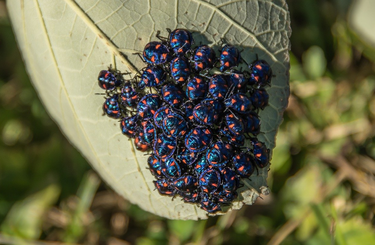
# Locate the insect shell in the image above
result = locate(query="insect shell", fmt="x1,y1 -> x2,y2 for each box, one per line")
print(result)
143,41 -> 172,65
169,29 -> 194,54
219,44 -> 241,72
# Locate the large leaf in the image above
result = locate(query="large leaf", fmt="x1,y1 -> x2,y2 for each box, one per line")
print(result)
7,0 -> 291,219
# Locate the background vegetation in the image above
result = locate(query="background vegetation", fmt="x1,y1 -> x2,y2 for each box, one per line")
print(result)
0,0 -> 375,244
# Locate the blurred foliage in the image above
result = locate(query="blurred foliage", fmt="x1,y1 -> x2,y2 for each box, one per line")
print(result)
1,0 -> 375,244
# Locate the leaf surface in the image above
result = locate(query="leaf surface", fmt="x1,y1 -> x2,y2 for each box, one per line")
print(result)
7,0 -> 291,219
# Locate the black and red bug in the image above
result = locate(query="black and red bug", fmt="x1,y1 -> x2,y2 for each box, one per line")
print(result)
249,88 -> 269,110
186,75 -> 208,101
170,56 -> 191,85
180,191 -> 200,203
147,154 -> 163,178
225,113 -> 244,136
220,167 -> 240,194
251,139 -> 270,168
199,168 -> 221,194
161,84 -> 186,108
193,101 -> 219,126
154,179 -> 175,196
139,66 -> 166,89
224,93 -> 253,114
232,152 -> 255,178
208,75 -> 228,100
176,146 -> 199,167
192,45 -> 216,72
200,194 -> 221,213
134,133 -> 151,152
172,175 -> 198,193
182,101 -> 195,121
242,112 -> 261,135
248,59 -> 272,88
206,141 -> 233,168
162,113 -> 188,139
219,44 -> 241,72
162,157 -> 184,179
193,155 -> 210,176
103,94 -> 121,119
98,70 -> 121,90
169,29 -> 194,55
228,70 -> 247,91
137,94 -> 162,119
143,41 -> 171,65
140,120 -> 156,145
153,134 -> 177,159
120,115 -> 139,138
185,127 -> 213,153
153,106 -> 171,129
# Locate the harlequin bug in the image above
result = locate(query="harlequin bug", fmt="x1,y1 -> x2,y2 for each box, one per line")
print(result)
251,139 -> 270,168
248,60 -> 272,88
153,106 -> 171,129
120,82 -> 139,108
154,134 -> 177,159
232,152 -> 255,178
228,70 -> 247,90
137,94 -> 162,119
206,141 -> 233,168
186,75 -> 208,101
185,127 -> 213,153
199,169 -> 221,194
140,120 -> 156,145
200,194 -> 221,213
162,113 -> 188,139
193,101 -> 219,126
147,154 -> 163,178
171,175 -> 198,193
170,56 -> 191,85
134,133 -> 150,152
143,41 -> 171,65
98,70 -> 121,90
182,101 -> 195,121
225,113 -> 244,136
162,157 -> 184,179
180,191 -> 200,203
154,178 -> 175,196
220,167 -> 239,194
176,146 -> 199,167
161,84 -> 186,108
203,98 -> 225,114
192,45 -> 216,72
169,29 -> 194,54
193,155 -> 210,176
138,66 -> 166,89
103,94 -> 121,119
242,112 -> 260,135
120,115 -> 139,138
249,88 -> 269,110
219,44 -> 241,72
224,93 -> 253,114
208,75 -> 228,100
220,127 -> 245,147
217,192 -> 237,204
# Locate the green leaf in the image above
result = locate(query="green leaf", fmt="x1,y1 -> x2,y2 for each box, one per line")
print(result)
7,0 -> 291,219
1,185 -> 60,240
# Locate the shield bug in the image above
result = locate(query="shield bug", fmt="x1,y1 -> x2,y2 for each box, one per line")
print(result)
98,70 -> 121,90
192,45 -> 216,72
169,29 -> 194,54
170,56 -> 191,85
219,44 -> 241,72
143,41 -> 171,65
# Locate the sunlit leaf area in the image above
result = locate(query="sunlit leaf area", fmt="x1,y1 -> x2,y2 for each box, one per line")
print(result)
0,0 -> 375,244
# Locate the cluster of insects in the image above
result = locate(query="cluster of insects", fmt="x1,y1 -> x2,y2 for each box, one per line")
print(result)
97,28 -> 272,213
